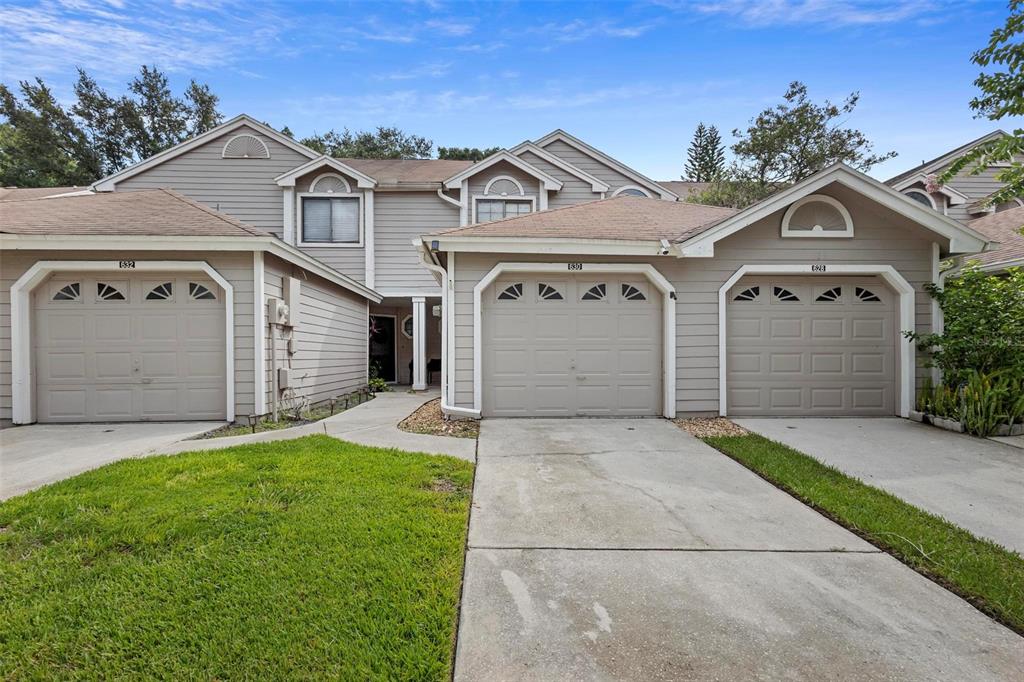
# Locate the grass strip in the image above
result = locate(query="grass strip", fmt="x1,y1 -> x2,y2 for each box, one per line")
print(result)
703,433 -> 1024,635
0,435 -> 474,680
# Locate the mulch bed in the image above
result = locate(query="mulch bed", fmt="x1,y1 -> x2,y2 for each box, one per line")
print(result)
674,416 -> 749,438
399,398 -> 479,439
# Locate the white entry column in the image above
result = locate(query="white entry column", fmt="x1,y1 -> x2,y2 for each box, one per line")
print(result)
412,296 -> 427,391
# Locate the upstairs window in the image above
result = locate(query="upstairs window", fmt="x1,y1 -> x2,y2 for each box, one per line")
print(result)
477,199 -> 532,223
301,197 -> 360,244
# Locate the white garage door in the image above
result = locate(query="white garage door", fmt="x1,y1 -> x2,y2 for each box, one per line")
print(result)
726,277 -> 896,416
482,275 -> 661,417
33,274 -> 227,422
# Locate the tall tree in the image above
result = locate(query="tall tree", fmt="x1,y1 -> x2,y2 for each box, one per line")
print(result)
438,146 -> 501,161
301,126 -> 433,159
693,81 -> 896,208
684,122 -> 725,182
1,65 -> 222,185
940,0 -> 1024,207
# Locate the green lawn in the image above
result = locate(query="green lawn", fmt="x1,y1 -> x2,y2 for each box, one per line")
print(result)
0,435 -> 474,680
703,433 -> 1024,635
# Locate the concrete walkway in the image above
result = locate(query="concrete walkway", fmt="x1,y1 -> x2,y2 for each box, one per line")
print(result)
455,418 -> 1023,680
736,418 -> 1024,554
0,421 -> 220,500
155,390 -> 476,461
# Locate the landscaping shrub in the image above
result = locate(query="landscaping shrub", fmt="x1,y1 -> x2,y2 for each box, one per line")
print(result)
916,369 -> 1024,436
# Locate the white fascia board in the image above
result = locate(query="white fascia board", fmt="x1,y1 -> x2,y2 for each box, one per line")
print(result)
428,235 -> 665,255
92,114 -> 319,191
531,129 -> 679,201
509,142 -> 611,192
891,173 -> 971,205
274,156 -> 377,189
442,151 -> 563,191
0,233 -> 382,303
676,164 -> 991,258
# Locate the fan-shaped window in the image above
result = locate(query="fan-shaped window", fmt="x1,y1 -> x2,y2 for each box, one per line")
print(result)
497,283 -> 523,301
145,282 -> 174,301
222,134 -> 270,159
52,282 -> 81,301
855,286 -> 881,302
621,283 -> 646,301
905,190 -> 935,209
310,173 -> 351,194
773,286 -> 800,302
613,186 -> 651,198
815,286 -> 842,303
581,283 -> 607,301
781,195 -> 854,237
995,199 -> 1024,212
538,283 -> 563,301
96,282 -> 126,301
484,175 -> 525,196
733,286 -> 759,302
189,282 -> 216,301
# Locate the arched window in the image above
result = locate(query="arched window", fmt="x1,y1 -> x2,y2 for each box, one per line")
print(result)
612,186 -> 651,198
222,134 -> 270,159
904,190 -> 935,209
995,198 -> 1024,212
781,194 -> 854,238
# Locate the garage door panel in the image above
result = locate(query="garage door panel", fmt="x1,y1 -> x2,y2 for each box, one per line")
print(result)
483,274 -> 661,417
34,274 -> 226,422
727,277 -> 895,416
491,313 -> 529,341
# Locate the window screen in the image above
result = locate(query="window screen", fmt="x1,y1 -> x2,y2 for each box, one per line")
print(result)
302,197 -> 360,243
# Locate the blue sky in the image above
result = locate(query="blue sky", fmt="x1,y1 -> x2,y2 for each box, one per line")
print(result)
1,0 -> 1020,181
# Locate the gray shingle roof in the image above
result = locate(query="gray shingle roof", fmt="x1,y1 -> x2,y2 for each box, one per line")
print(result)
967,206 -> 1024,268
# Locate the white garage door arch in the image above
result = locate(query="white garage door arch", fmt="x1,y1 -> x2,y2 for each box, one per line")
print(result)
718,264 -> 915,418
474,262 -> 676,418
11,260 -> 234,424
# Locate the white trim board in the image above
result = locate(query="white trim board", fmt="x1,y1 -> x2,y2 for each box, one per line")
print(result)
93,115 -> 318,191
425,234 -> 669,256
11,260 -> 236,425
275,155 -> 377,189
509,141 -> 611,193
890,173 -> 970,205
471,262 -> 676,419
716,263 -> 916,419
676,163 -> 991,258
254,251 -> 267,415
295,191 -> 365,248
885,130 -> 1008,185
531,129 -> 678,200
443,150 -> 563,191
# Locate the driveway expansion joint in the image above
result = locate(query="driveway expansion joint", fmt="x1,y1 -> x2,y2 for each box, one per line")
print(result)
468,545 -> 883,553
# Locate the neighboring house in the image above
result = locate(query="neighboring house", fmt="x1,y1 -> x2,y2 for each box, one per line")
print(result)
964,205 -> 1024,272
886,130 -> 1024,221
418,164 -> 989,420
0,189 -> 379,426
0,187 -> 88,200
658,180 -> 711,202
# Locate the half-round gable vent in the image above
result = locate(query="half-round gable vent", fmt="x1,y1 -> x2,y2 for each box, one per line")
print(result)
781,194 -> 854,238
222,134 -> 270,159
311,174 -> 351,193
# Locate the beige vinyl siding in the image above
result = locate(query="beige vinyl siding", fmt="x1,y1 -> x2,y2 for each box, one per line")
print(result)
450,184 -> 937,414
116,124 -> 310,238
0,249 -> 256,424
371,301 -> 443,385
262,254 -> 368,410
540,139 -> 646,196
374,192 -> 457,293
517,150 -> 600,209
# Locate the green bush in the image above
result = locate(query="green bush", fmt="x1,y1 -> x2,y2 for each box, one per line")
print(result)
907,265 -> 1024,384
918,369 -> 1024,436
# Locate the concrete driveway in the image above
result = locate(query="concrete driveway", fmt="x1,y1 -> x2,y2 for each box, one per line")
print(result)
455,419 -> 1023,680
736,418 -> 1024,554
0,422 -> 218,500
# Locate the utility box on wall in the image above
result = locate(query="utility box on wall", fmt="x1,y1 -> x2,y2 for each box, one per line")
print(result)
283,277 -> 301,328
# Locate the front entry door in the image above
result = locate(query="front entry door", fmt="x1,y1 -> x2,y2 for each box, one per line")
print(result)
369,315 -> 397,383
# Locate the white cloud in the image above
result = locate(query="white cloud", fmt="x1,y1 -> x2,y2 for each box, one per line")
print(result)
425,18 -> 475,36
533,19 -> 657,43
377,61 -> 453,80
453,42 -> 506,53
681,0 -> 932,27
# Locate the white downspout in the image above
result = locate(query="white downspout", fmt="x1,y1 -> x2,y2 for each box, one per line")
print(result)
416,241 -> 479,419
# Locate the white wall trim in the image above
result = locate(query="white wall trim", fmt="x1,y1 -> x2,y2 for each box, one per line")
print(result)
890,173 -> 971,205
717,263 -> 915,419
509,141 -> 611,192
905,188 -> 938,210
11,260 -> 236,425
483,174 -> 526,196
781,193 -> 854,238
308,172 -> 352,194
364,190 -> 375,288
443,150 -> 563,191
254,251 -> 266,415
472,262 -> 676,418
471,195 -> 537,224
274,155 -> 377,189
429,235 -> 666,256
282,187 -> 296,244
295,191 -> 365,248
611,185 -> 652,198
412,297 -> 427,390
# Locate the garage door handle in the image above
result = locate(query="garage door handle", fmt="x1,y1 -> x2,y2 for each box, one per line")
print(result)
576,375 -> 586,381
141,378 -> 153,384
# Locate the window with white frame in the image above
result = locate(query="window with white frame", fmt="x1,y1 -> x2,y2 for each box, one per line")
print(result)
781,194 -> 854,238
477,199 -> 532,223
301,197 -> 360,244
